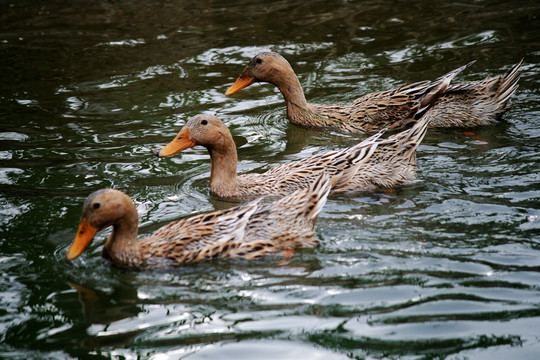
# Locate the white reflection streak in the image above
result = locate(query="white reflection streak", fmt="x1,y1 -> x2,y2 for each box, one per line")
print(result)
89,308 -> 192,337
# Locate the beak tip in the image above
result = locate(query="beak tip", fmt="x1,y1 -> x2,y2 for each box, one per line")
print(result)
67,218 -> 97,262
157,149 -> 170,158
65,250 -> 77,261
225,76 -> 253,96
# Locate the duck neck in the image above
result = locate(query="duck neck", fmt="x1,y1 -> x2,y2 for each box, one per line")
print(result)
207,136 -> 239,197
270,68 -> 311,124
102,211 -> 141,267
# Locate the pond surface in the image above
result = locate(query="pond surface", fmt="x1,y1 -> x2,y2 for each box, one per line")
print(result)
1,0 -> 539,359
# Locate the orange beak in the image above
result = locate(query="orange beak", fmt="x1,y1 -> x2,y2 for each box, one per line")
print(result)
225,72 -> 255,95
66,218 -> 99,260
158,127 -> 196,157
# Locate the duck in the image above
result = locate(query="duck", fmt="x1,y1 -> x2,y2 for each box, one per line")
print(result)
65,175 -> 332,268
225,51 -> 522,133
157,112 -> 431,201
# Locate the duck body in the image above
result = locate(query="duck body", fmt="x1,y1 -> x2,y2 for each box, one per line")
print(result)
225,52 -> 522,133
422,61 -> 522,127
341,110 -> 431,191
158,113 -> 431,201
66,175 -> 332,268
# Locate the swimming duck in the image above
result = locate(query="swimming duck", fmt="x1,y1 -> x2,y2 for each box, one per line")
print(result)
158,112 -> 431,201
225,52 -> 522,133
66,175 -> 332,267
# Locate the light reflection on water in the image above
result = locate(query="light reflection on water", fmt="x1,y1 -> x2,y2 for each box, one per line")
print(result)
1,0 -> 540,359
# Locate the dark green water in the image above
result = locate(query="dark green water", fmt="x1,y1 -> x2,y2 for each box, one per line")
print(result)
1,0 -> 539,359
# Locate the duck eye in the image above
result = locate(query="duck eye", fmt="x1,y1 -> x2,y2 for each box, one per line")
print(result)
93,203 -> 100,209
255,58 -> 262,64
201,120 -> 208,125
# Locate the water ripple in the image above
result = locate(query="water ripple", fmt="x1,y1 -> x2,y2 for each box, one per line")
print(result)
1,0 -> 539,359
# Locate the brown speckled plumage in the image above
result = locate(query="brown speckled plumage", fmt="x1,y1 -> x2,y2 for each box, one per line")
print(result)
424,59 -> 523,127
159,113 -> 431,201
225,52 -> 522,133
347,109 -> 431,191
65,175 -> 332,268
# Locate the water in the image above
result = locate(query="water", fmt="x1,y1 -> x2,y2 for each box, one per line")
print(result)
1,0 -> 539,358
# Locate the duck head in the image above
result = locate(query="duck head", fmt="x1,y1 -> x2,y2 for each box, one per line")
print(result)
225,52 -> 294,95
158,114 -> 232,157
66,189 -> 137,260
